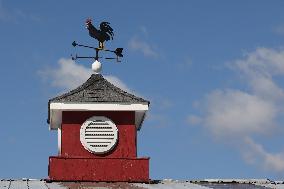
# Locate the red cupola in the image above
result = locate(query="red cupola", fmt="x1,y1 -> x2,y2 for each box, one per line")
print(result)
47,74 -> 150,182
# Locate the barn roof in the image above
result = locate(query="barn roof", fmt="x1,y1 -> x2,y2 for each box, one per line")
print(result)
49,74 -> 149,104
0,179 -> 281,189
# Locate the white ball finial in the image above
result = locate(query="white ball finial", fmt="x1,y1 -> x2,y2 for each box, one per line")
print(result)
92,60 -> 102,74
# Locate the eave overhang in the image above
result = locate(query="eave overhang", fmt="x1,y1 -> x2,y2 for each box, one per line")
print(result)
49,102 -> 149,131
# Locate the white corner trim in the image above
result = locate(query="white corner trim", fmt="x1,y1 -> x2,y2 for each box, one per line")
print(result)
50,102 -> 149,111
58,127 -> 61,155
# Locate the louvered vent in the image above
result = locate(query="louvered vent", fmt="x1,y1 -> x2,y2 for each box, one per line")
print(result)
80,116 -> 118,154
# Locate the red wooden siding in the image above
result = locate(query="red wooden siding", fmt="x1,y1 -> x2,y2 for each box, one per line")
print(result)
60,111 -> 136,158
49,156 -> 149,182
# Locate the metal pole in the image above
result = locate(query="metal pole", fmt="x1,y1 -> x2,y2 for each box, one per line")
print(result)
95,49 -> 99,61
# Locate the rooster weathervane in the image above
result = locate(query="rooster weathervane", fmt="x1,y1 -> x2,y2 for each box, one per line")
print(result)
71,18 -> 123,70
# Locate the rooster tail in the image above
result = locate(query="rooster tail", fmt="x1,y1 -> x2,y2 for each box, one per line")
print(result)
100,22 -> 114,40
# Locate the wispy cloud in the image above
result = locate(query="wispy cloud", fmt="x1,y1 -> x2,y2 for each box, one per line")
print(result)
186,114 -> 202,125
189,47 -> 284,173
152,97 -> 173,110
38,58 -> 131,92
128,37 -> 159,58
0,0 -> 40,23
0,0 -> 9,21
274,24 -> 284,36
146,113 -> 169,128
144,96 -> 173,128
177,57 -> 193,70
139,26 -> 149,37
242,137 -> 284,172
128,26 -> 160,58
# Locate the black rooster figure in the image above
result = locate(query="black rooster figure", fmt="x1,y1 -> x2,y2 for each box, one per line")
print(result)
71,19 -> 123,63
85,18 -> 114,49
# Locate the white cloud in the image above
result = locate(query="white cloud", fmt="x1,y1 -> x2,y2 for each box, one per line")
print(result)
39,58 -> 130,92
204,89 -> 277,137
39,58 -> 92,90
234,48 -> 284,100
235,48 -> 284,76
242,137 -> 284,172
190,47 -> 284,172
128,37 -> 159,58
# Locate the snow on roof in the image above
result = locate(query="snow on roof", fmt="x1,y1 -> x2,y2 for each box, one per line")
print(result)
1,179 -> 284,189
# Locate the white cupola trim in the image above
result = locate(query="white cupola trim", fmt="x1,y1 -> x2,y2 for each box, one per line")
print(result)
49,102 -> 148,130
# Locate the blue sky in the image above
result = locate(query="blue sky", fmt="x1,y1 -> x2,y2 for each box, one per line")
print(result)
1,0 -> 284,180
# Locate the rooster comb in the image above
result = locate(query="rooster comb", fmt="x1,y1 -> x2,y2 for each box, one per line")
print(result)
85,18 -> 92,24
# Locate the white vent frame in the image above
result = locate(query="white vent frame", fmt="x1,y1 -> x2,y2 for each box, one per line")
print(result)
80,116 -> 118,154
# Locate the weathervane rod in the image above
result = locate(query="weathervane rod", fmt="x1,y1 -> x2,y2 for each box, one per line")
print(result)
76,56 -> 96,59
95,49 -> 99,61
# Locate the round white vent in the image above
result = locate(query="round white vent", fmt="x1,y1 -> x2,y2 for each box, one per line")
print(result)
80,116 -> 118,154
